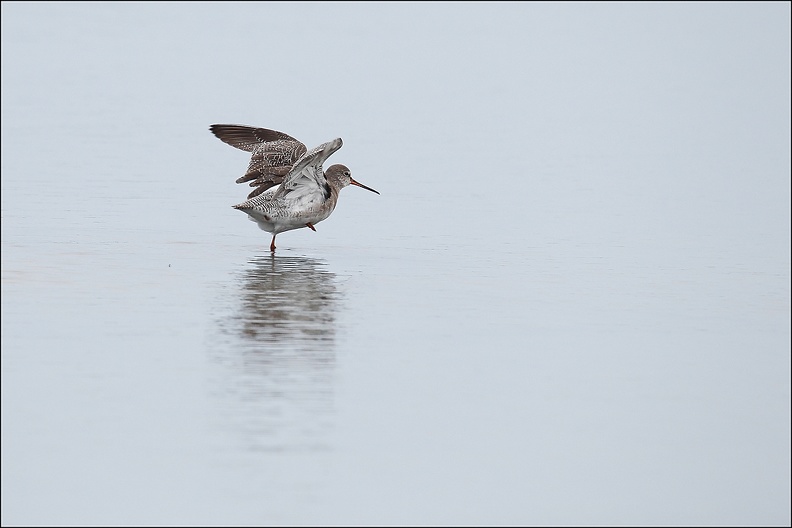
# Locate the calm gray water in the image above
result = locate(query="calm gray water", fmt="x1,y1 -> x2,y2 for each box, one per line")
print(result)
2,2 -> 790,526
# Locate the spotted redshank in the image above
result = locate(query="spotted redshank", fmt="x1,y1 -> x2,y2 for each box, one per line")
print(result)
210,124 -> 379,252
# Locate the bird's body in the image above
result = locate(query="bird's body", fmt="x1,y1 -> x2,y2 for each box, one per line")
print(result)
210,124 -> 379,251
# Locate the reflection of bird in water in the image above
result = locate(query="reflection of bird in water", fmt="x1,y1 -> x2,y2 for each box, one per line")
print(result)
236,254 -> 338,350
211,254 -> 341,453
210,124 -> 380,252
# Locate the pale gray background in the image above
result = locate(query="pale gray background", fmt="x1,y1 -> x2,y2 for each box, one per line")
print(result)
2,2 -> 790,526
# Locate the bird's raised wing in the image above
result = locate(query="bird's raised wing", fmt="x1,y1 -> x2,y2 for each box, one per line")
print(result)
273,138 -> 343,206
210,124 -> 307,198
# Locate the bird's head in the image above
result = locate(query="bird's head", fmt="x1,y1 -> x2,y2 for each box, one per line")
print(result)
325,164 -> 380,195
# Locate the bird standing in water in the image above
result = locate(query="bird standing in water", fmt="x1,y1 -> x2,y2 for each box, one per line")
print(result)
210,124 -> 379,252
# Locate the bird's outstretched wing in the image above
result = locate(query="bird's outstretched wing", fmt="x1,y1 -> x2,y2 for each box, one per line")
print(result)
273,138 -> 343,205
210,124 -> 308,198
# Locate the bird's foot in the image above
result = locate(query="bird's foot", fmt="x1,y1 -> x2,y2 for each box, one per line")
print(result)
306,222 -> 316,232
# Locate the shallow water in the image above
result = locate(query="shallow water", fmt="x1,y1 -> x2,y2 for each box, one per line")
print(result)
2,3 -> 790,525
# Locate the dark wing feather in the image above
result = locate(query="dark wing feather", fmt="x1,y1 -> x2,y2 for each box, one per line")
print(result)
210,124 -> 308,199
209,124 -> 302,152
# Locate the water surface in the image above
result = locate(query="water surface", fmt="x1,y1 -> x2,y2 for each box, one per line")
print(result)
2,2 -> 790,526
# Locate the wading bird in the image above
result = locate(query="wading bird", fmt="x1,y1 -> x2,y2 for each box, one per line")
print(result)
210,124 -> 379,252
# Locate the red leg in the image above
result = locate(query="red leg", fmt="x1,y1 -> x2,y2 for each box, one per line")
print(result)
270,234 -> 276,252
306,222 -> 316,232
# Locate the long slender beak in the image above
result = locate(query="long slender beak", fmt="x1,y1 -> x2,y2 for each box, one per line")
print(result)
350,178 -> 380,195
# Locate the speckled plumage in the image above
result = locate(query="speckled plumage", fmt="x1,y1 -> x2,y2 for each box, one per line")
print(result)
210,124 -> 379,251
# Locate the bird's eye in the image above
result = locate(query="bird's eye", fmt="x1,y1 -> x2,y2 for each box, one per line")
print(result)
344,171 -> 350,177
